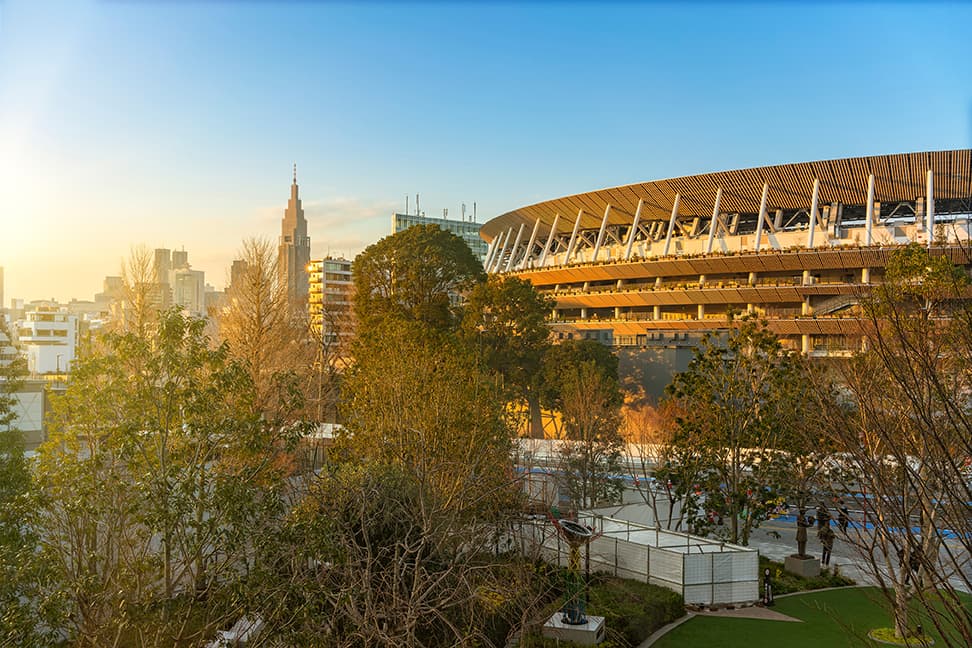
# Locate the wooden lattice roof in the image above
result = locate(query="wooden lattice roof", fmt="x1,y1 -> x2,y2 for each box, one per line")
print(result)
480,150 -> 972,242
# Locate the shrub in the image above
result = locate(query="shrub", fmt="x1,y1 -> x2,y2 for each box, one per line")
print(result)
759,555 -> 855,595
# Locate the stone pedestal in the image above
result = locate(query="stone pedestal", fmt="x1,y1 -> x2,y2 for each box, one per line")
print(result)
542,613 -> 606,646
784,555 -> 821,578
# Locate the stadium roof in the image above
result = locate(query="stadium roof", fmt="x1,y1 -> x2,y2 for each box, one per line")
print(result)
481,150 -> 972,242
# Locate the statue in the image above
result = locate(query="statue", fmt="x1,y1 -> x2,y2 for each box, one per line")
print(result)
554,519 -> 595,625
795,508 -> 816,558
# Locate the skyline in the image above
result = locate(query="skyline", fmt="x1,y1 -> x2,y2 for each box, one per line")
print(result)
2,1 -> 971,302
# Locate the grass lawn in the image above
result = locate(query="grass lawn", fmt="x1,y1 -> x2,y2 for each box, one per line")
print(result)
653,587 -> 964,648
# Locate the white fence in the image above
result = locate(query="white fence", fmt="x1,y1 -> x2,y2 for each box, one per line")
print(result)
517,514 -> 758,606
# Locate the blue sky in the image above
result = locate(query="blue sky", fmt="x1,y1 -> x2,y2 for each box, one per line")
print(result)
1,0 -> 970,301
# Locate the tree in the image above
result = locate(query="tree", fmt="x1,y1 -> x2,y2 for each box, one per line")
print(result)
556,359 -> 625,510
112,243 -> 164,337
249,315 -> 523,646
215,237 -> 316,419
37,308 -> 301,645
1,319 -> 58,645
621,397 -> 696,531
353,224 -> 485,336
539,339 -> 619,429
816,244 -> 972,645
341,321 -> 515,518
461,275 -> 553,438
247,230 -> 530,645
664,316 -> 808,545
538,340 -> 625,511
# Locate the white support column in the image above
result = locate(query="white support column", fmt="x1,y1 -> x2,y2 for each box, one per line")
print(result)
492,227 -> 512,273
865,174 -> 875,246
754,183 -> 769,252
592,204 -> 612,262
624,200 -> 645,260
705,188 -> 723,254
539,213 -> 560,267
564,209 -> 583,263
483,240 -> 496,270
806,178 -> 820,249
520,217 -> 542,269
926,169 -> 935,248
504,223 -> 526,272
663,194 -> 681,256
487,230 -> 502,272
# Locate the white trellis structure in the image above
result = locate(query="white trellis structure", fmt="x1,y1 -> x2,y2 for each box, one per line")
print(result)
517,514 -> 759,606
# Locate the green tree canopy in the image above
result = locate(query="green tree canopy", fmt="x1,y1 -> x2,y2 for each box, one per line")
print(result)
540,338 -> 621,414
461,275 -> 553,436
664,316 -> 809,544
353,224 -> 485,335
37,308 -> 301,645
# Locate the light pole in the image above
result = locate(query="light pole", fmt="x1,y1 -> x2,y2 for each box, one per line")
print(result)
56,353 -> 63,375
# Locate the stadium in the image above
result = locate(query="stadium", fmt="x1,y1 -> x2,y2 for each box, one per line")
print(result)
480,150 -> 972,395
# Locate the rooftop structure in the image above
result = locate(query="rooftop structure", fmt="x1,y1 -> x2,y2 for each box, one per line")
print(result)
481,150 -> 972,360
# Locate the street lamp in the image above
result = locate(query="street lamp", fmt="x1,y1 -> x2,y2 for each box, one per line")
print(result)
56,353 -> 63,376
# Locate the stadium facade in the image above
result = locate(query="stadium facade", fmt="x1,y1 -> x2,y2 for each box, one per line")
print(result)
480,151 -> 972,390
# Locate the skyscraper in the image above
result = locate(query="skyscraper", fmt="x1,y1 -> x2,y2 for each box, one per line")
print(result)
279,164 -> 311,301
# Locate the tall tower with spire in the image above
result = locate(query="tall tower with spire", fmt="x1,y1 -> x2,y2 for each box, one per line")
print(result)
279,164 -> 311,301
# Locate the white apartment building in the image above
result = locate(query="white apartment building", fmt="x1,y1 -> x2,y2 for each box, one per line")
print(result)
16,305 -> 78,374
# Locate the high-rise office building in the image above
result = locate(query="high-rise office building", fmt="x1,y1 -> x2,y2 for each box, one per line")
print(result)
279,165 -> 311,302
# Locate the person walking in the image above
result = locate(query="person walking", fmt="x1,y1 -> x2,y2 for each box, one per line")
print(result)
819,524 -> 835,566
837,500 -> 849,533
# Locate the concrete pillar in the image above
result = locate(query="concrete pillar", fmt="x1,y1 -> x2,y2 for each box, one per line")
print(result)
592,203 -> 612,262
865,174 -> 875,246
483,240 -> 497,270
699,274 -> 706,288
580,308 -> 588,319
505,223 -> 526,272
754,182 -> 769,252
539,213 -> 560,267
565,209 -> 583,263
862,267 -> 870,283
521,217 -> 542,269
748,272 -> 757,286
614,307 -> 622,319
802,270 -> 811,286
807,178 -> 820,248
625,200 -> 645,261
927,169 -> 935,247
655,276 -> 663,288
705,188 -> 723,254
663,194 -> 681,256
802,334 -> 810,355
653,305 -> 661,320
492,228 -> 513,273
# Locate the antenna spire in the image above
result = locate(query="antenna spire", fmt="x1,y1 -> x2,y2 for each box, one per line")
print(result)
293,163 -> 297,184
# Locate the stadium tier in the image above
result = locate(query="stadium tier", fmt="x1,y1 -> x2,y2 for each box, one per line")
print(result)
481,150 -> 972,366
